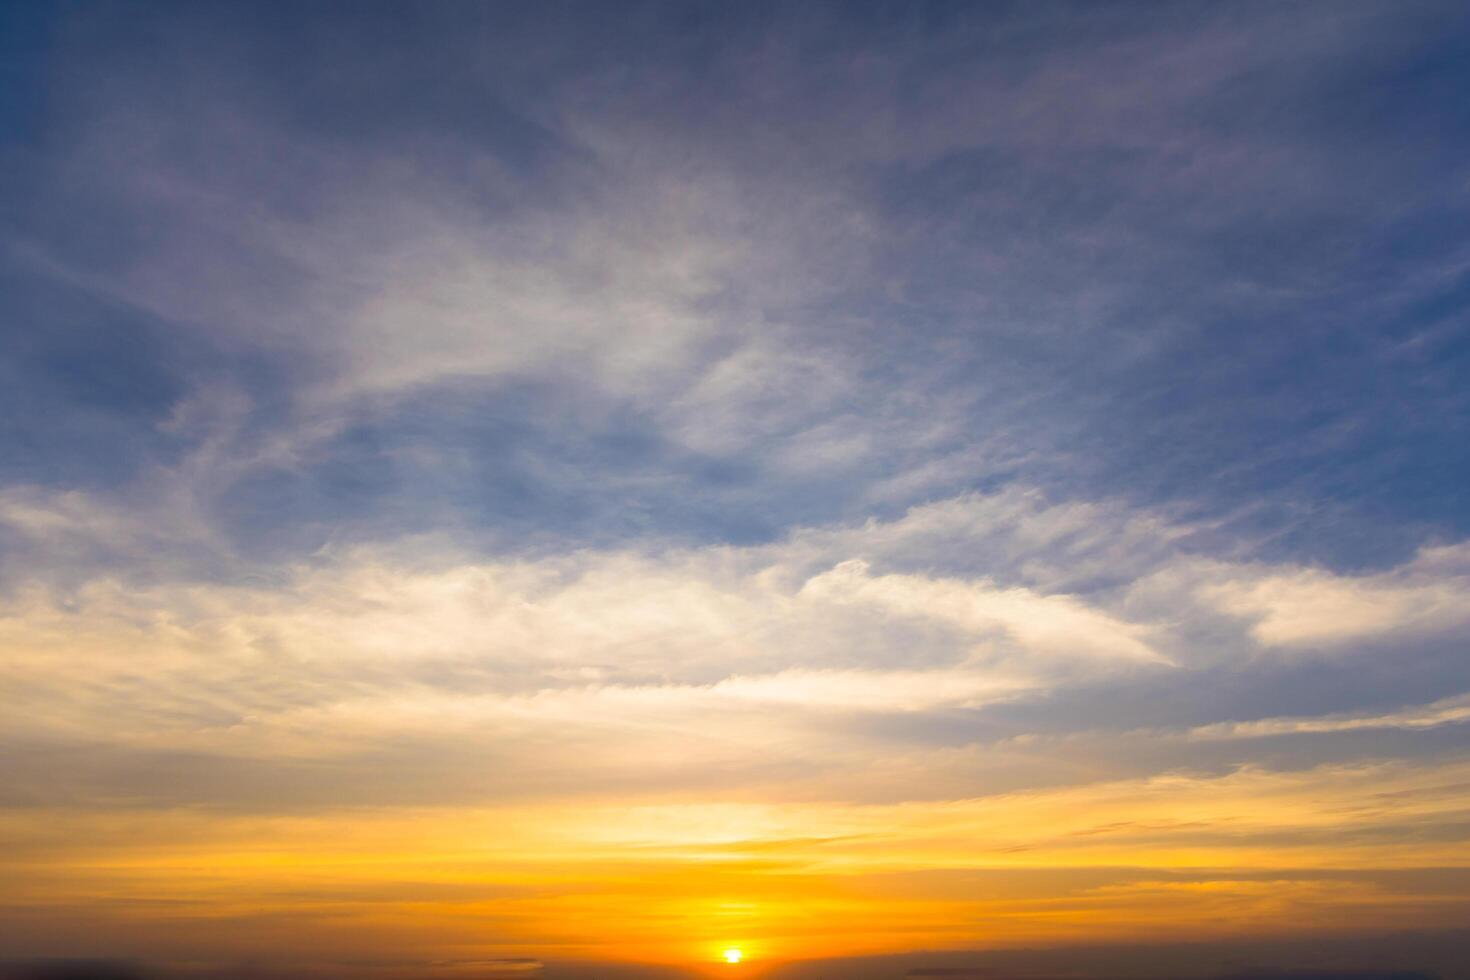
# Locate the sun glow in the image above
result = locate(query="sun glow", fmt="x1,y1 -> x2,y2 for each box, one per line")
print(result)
723,948 -> 743,965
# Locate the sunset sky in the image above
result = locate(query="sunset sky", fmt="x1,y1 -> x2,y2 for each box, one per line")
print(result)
2,2 -> 1470,978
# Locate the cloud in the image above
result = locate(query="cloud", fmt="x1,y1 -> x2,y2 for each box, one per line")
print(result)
4,485 -> 1469,817
1189,693 -> 1470,741
1199,543 -> 1470,648
801,559 -> 1166,664
0,493 -> 1171,774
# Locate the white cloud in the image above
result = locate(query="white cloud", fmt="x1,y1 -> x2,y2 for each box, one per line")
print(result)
0,491 -> 1182,794
1200,543 -> 1470,648
5,486 -> 1469,810
800,559 -> 1166,665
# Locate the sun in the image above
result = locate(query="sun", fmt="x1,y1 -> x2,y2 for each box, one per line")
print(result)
722,948 -> 743,965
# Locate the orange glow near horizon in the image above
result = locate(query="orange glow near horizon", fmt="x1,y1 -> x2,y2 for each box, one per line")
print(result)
5,757 -> 1470,969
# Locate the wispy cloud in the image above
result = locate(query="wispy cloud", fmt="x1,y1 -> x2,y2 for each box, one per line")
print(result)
1189,693 -> 1470,741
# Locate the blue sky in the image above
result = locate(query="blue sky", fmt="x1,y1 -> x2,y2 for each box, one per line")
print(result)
2,1 -> 1470,974
4,0 -> 1468,572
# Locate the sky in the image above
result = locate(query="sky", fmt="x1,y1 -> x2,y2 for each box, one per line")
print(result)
2,1 -> 1470,978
